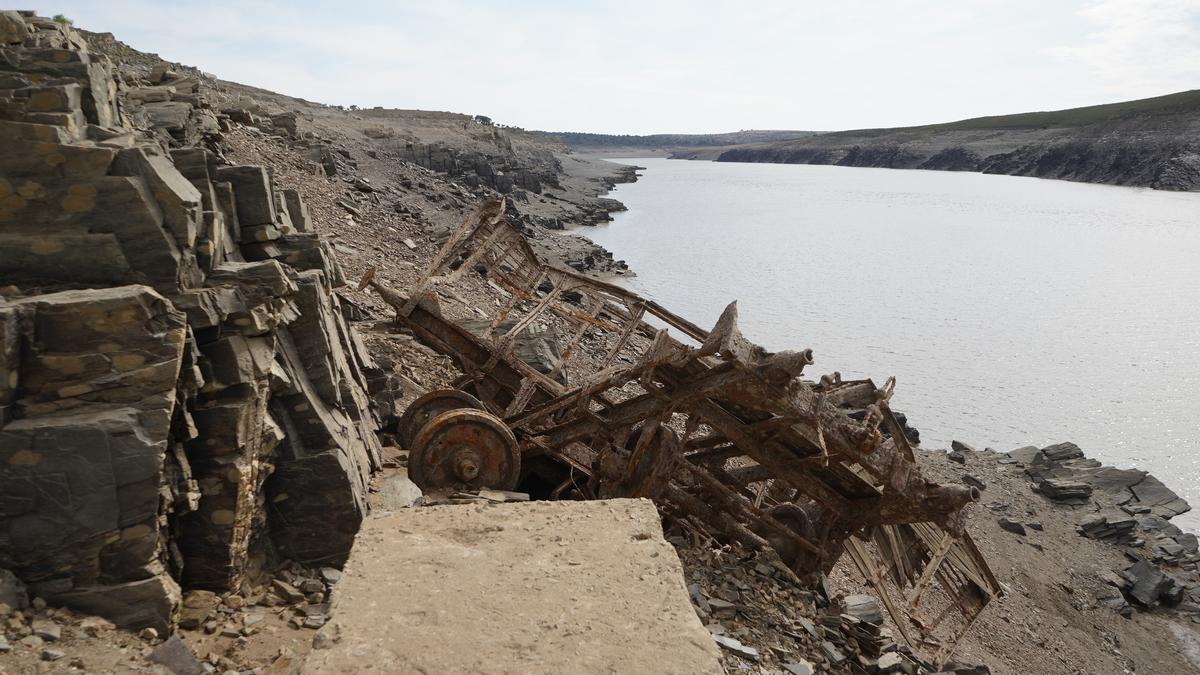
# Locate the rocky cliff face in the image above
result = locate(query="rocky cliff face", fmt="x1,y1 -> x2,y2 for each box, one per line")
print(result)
715,137 -> 1200,190
0,11 -> 386,632
691,90 -> 1200,191
388,138 -> 557,194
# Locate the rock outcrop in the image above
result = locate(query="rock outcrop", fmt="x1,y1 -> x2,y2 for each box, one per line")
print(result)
1004,442 -> 1199,618
389,139 -> 555,194
698,89 -> 1200,191
0,12 -> 383,633
715,138 -> 1200,190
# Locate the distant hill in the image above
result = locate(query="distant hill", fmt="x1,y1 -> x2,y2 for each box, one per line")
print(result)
543,129 -> 818,150
670,90 -> 1200,190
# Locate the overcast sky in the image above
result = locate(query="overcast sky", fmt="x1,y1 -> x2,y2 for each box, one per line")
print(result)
52,0 -> 1200,134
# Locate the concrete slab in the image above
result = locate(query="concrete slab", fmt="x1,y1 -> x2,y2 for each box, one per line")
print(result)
303,498 -> 722,674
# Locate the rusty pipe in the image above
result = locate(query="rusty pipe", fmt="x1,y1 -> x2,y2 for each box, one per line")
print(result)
929,483 -> 981,508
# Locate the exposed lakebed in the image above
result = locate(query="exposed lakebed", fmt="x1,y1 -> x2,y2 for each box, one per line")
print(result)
586,158 -> 1200,531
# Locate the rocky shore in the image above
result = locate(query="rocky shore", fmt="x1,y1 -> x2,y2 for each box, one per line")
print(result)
703,139 -> 1200,191
1,10 -> 1198,675
902,440 -> 1200,673
658,90 -> 1200,191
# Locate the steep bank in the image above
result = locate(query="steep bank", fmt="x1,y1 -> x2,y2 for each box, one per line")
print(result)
1,11 -> 1198,675
669,90 -> 1200,190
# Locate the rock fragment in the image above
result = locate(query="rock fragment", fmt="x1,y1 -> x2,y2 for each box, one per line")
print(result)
271,580 -> 306,604
1041,442 -> 1084,461
712,634 -> 760,661
147,635 -> 207,675
31,618 -> 60,642
0,569 -> 28,610
179,591 -> 218,630
0,10 -> 30,44
950,440 -> 975,454
878,651 -> 916,674
783,660 -> 815,675
963,473 -> 987,491
997,518 -> 1027,536
819,640 -> 846,665
842,594 -> 883,625
1039,478 -> 1093,502
1078,513 -> 1137,543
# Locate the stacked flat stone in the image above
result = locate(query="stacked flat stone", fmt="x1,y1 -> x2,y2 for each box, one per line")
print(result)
1025,441 -> 1191,519
0,12 -> 386,632
1038,478 -> 1094,503
1078,513 -> 1139,544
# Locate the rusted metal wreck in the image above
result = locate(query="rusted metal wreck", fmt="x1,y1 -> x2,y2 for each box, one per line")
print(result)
359,199 -> 1001,665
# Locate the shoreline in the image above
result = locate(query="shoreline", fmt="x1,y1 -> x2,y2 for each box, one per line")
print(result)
572,145 -> 1200,194
515,152 -> 646,278
674,152 -> 1200,193
2,13 -> 1196,673
568,155 -> 1200,538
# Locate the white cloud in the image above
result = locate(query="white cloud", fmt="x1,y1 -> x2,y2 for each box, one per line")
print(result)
1048,0 -> 1200,100
52,1 -> 1200,133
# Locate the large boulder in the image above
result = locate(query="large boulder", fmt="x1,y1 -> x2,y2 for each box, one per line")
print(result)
0,11 -> 30,45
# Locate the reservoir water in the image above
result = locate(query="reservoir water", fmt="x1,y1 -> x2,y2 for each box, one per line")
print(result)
586,158 -> 1200,532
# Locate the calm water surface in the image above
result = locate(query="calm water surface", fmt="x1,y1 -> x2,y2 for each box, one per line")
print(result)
586,158 -> 1200,532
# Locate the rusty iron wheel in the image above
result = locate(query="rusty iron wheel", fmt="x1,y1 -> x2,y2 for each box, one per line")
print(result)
408,408 -> 521,492
396,389 -> 484,450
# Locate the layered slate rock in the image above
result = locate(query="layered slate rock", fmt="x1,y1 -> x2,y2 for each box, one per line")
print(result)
1010,441 -> 1199,617
385,136 -> 557,194
1024,441 -> 1191,519
0,13 -> 384,631
0,286 -> 191,632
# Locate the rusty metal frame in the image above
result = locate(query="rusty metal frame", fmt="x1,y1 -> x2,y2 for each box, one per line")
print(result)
360,199 -> 999,661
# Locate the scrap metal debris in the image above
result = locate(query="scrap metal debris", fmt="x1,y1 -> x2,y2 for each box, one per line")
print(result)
359,199 -> 1001,665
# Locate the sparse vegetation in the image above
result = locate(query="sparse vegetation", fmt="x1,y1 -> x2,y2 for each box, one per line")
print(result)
546,129 -> 818,148
52,14 -> 73,26
845,89 -> 1200,136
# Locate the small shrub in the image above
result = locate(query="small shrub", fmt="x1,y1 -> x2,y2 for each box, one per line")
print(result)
52,14 -> 73,26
